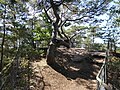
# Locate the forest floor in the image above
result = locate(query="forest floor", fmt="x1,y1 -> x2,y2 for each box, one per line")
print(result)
30,48 -> 104,90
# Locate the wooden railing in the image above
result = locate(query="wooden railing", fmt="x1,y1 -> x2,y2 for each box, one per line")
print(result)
96,51 -> 112,90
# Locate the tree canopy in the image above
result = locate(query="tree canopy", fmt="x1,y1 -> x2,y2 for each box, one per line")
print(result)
0,0 -> 120,89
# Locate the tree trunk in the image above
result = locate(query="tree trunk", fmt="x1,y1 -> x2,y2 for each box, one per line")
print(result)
47,43 -> 57,65
27,59 -> 30,90
46,22 -> 59,65
46,0 -> 70,64
46,0 -> 59,64
0,4 -> 6,72
0,29 -> 5,71
113,40 -> 116,53
107,39 -> 110,51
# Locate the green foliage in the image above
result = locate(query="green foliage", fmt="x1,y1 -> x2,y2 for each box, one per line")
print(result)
116,47 -> 120,53
92,43 -> 106,51
0,0 -> 6,4
33,26 -> 50,41
10,0 -> 17,4
111,57 -> 120,68
0,0 -> 117,89
116,18 -> 120,22
108,57 -> 120,89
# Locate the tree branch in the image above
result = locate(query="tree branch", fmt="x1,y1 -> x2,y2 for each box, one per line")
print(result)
58,29 -> 64,38
44,8 -> 53,23
50,0 -> 61,24
60,21 -> 69,40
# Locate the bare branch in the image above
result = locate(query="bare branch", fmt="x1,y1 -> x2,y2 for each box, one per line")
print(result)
44,8 -> 53,23
58,29 -> 64,38
62,3 -> 74,12
50,0 -> 61,24
70,31 -> 81,40
60,21 -> 69,40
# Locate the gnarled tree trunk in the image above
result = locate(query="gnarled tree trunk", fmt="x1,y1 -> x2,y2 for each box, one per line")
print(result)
46,0 -> 70,65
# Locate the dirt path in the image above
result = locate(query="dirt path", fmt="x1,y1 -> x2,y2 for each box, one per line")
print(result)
30,59 -> 101,90
29,48 -> 104,90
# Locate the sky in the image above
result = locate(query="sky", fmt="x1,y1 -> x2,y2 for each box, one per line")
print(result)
86,0 -> 120,44
94,37 -> 104,44
0,0 -> 119,46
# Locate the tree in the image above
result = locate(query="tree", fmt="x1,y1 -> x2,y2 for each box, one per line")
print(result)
0,2 -> 6,72
35,0 -> 112,64
98,2 -> 120,52
65,25 -> 88,47
0,0 -> 36,89
0,0 -> 115,89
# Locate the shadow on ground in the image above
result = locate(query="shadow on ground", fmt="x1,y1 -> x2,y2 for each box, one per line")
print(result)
48,60 -> 101,80
47,48 -> 102,80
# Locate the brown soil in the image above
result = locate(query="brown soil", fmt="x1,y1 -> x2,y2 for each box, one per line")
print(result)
30,48 -> 103,90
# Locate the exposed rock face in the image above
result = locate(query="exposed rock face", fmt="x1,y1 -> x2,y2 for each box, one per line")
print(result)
47,48 -> 94,72
46,39 -> 70,65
